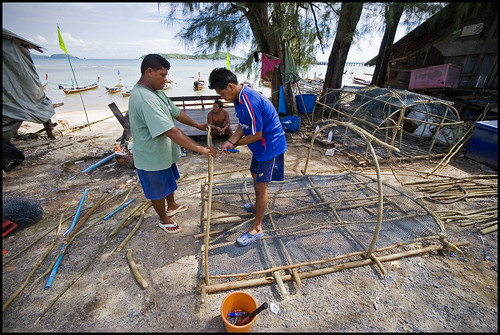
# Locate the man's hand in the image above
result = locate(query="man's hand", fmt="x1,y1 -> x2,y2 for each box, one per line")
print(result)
201,146 -> 217,158
218,140 -> 234,155
198,122 -> 209,131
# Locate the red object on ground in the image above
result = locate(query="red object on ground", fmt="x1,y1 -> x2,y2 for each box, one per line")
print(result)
3,219 -> 18,238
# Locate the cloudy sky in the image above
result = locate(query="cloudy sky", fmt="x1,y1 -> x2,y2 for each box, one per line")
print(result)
2,2 -> 405,62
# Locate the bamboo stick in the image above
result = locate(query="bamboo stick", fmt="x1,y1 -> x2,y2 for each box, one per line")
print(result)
126,249 -> 148,289
63,192 -> 108,244
2,214 -> 63,312
204,126 -> 214,287
208,235 -> 450,279
480,224 -> 497,234
34,214 -> 125,325
204,241 -> 469,293
115,212 -> 145,253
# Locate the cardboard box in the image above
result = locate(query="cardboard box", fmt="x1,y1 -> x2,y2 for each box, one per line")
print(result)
409,64 -> 462,90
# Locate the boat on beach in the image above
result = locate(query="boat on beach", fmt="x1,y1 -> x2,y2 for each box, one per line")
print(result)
352,76 -> 371,86
61,77 -> 100,94
122,90 -> 131,97
163,77 -> 173,90
107,82 -> 124,94
348,71 -> 372,86
193,72 -> 205,90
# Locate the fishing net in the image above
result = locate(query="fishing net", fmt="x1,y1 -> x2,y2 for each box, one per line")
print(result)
311,87 -> 464,164
199,171 -> 447,294
2,197 -> 44,231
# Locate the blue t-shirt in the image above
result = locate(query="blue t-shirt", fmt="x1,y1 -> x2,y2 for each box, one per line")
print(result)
234,85 -> 287,161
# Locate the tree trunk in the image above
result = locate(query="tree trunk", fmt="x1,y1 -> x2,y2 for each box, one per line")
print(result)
370,3 -> 405,87
321,2 -> 363,105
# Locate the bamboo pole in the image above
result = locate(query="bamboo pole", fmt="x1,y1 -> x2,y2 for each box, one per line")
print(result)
207,235 -> 448,279
480,224 -> 497,235
2,214 -> 63,313
204,126 -> 214,287
126,248 -> 148,289
115,211 -> 146,253
63,192 -> 108,244
34,212 -> 126,325
204,241 -> 468,293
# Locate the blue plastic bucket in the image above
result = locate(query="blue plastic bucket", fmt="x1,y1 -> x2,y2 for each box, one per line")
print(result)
296,94 -> 317,114
280,115 -> 301,133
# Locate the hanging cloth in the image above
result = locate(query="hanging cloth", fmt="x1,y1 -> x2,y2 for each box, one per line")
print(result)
260,53 -> 281,80
283,41 -> 301,83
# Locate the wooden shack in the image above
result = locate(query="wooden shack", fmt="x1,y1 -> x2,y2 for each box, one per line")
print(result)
365,2 -> 497,119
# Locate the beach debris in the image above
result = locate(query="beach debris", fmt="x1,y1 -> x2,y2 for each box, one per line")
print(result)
127,249 -> 148,289
81,153 -> 115,173
269,302 -> 280,314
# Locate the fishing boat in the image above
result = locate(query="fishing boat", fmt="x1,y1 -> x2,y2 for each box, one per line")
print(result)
122,90 -> 131,97
61,77 -> 100,94
162,77 -> 173,90
193,72 -> 205,90
41,74 -> 48,88
348,71 -> 372,86
352,76 -> 371,86
107,82 -> 124,94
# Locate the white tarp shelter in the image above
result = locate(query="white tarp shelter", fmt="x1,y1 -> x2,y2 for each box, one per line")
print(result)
2,28 -> 54,140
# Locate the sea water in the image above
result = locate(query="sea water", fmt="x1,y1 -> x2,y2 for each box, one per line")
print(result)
32,57 -> 372,115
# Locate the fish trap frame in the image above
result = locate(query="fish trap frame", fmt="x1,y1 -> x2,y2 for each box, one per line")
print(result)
199,122 -> 462,301
307,87 -> 464,166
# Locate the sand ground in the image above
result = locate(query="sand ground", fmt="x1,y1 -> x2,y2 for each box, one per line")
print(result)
2,107 -> 497,332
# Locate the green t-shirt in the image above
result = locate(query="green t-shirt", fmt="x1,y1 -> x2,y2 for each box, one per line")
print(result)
128,84 -> 181,171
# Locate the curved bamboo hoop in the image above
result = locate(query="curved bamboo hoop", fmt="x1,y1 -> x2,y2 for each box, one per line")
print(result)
301,121 -> 395,261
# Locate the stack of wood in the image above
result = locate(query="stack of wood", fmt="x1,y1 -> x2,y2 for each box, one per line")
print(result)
405,174 -> 497,234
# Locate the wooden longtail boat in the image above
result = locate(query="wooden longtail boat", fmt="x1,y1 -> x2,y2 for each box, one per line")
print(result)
193,72 -> 205,90
107,82 -> 124,94
62,77 -> 100,94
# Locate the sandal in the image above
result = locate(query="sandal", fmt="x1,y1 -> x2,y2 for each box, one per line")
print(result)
167,204 -> 188,217
158,221 -> 182,234
244,203 -> 256,214
236,231 -> 264,246
244,203 -> 266,215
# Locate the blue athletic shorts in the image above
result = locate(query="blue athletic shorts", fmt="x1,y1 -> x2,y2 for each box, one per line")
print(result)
136,163 -> 180,200
250,153 -> 285,183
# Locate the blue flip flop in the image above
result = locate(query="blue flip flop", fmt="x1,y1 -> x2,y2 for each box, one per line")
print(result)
236,231 -> 264,246
244,203 -> 256,214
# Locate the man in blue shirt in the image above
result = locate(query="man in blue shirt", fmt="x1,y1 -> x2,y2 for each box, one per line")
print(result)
208,67 -> 287,246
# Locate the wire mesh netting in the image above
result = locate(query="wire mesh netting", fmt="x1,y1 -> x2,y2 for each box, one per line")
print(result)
312,87 -> 464,162
200,171 -> 446,291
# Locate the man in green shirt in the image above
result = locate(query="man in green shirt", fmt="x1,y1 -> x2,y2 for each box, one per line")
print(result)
129,54 -> 216,234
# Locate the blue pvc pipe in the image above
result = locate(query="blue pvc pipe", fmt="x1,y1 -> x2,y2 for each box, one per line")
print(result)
81,153 -> 115,173
45,248 -> 64,290
64,188 -> 88,237
103,198 -> 135,220
46,188 -> 89,289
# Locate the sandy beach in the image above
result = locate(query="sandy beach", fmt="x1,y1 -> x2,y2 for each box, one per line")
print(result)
3,102 -> 497,332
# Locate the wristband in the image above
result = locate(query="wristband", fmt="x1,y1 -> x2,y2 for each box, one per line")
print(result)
227,139 -> 235,146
